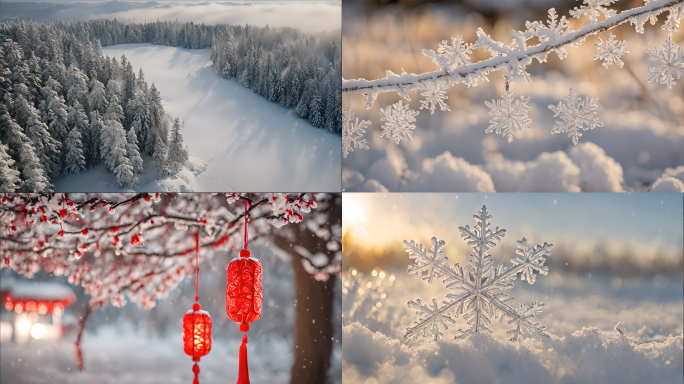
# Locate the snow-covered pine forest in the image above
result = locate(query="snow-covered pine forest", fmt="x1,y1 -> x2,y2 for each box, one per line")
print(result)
0,20 -> 189,192
28,19 -> 341,134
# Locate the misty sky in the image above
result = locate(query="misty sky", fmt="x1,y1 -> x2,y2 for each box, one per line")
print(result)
1,1 -> 341,32
343,193 -> 683,252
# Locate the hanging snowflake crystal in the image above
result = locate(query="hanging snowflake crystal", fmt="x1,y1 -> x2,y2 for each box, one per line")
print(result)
419,81 -> 451,114
548,88 -> 603,145
403,205 -> 553,342
342,109 -> 370,158
379,100 -> 419,144
594,33 -> 629,68
485,91 -> 532,143
646,36 -> 684,90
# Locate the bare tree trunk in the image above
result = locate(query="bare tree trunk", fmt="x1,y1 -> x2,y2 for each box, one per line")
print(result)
273,195 -> 340,384
75,305 -> 92,371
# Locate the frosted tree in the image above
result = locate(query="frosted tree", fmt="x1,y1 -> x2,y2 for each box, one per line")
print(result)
65,64 -> 88,107
154,135 -> 169,176
309,90 -> 324,128
23,107 -> 61,178
0,104 -> 49,191
342,0 -> 684,151
0,142 -> 21,192
88,79 -> 107,114
145,84 -> 165,155
167,118 -> 189,176
403,206 -> 552,341
0,193 -> 337,382
114,157 -> 137,188
64,128 -> 86,174
47,95 -> 69,144
126,128 -> 144,174
86,111 -> 104,165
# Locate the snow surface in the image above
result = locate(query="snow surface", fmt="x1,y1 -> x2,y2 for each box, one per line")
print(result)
54,44 -> 341,192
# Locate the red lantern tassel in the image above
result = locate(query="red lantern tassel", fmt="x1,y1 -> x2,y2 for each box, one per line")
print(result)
193,362 -> 200,384
236,334 -> 250,384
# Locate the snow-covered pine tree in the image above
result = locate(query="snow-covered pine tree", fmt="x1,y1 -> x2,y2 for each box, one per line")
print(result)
100,117 -> 129,174
145,84 -> 164,155
121,56 -> 136,105
167,117 -> 189,176
88,78 -> 107,115
46,95 -> 69,144
86,110 -> 104,165
114,157 -> 137,188
126,127 -> 144,174
308,88 -> 324,128
153,135 -> 169,176
64,127 -> 86,174
0,142 -> 21,192
65,64 -> 88,108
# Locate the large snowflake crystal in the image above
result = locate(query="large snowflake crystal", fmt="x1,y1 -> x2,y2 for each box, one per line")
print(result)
594,33 -> 629,68
419,81 -> 451,114
484,91 -> 532,143
526,8 -> 570,59
379,100 -> 419,144
548,88 -> 603,145
646,36 -> 684,90
422,34 -> 473,72
403,206 -> 553,342
570,0 -> 618,24
342,109 -> 370,158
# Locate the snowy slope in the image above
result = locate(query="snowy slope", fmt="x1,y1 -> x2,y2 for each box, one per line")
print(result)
54,44 -> 341,192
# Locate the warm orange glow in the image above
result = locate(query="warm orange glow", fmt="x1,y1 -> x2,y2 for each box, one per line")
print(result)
5,302 -> 12,310
53,306 -> 63,316
38,303 -> 48,315
26,301 -> 36,312
14,303 -> 23,313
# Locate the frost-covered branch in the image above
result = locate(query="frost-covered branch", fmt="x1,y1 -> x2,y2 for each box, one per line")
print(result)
342,0 -> 683,101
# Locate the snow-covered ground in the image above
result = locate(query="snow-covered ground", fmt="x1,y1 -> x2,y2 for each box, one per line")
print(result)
53,44 -> 341,192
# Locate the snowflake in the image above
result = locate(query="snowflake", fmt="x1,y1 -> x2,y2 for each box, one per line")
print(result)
526,8 -> 570,59
484,91 -> 532,143
548,88 -> 603,145
419,81 -> 451,114
646,36 -> 684,90
403,206 -> 552,342
570,0 -> 618,24
594,33 -> 629,68
379,100 -> 419,144
342,109 -> 370,158
422,34 -> 473,72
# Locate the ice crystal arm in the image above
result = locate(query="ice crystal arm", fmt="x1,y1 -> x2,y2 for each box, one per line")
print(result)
404,298 -> 460,341
594,33 -> 629,68
404,237 -> 450,284
342,109 -> 370,158
506,301 -> 549,341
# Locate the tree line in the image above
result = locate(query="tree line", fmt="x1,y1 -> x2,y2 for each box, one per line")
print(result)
0,19 -> 189,192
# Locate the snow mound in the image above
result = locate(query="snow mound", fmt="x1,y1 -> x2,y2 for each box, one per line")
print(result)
343,322 -> 684,384
405,151 -> 495,192
650,176 -> 684,192
568,142 -> 625,192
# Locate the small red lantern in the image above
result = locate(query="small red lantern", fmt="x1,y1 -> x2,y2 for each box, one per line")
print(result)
183,232 -> 212,384
226,199 -> 263,384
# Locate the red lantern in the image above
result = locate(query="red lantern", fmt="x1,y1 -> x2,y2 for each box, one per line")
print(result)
183,232 -> 212,384
226,199 -> 263,384
226,250 -> 263,330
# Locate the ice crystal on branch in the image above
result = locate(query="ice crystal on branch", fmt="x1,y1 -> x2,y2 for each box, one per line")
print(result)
419,81 -> 451,114
526,8 -> 570,59
342,109 -> 370,158
403,206 -> 553,342
485,91 -> 532,143
646,36 -> 684,90
379,101 -> 419,144
594,33 -> 629,68
548,88 -> 603,145
570,0 -> 618,24
423,34 -> 473,72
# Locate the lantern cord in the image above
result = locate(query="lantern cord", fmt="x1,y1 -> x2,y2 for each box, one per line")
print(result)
236,334 -> 250,384
195,230 -> 199,303
243,199 -> 248,250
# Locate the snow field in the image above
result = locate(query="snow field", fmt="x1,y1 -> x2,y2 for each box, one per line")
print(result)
56,44 -> 341,192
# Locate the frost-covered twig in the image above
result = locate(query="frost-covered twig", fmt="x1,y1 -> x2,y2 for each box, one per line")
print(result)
342,0 -> 683,102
